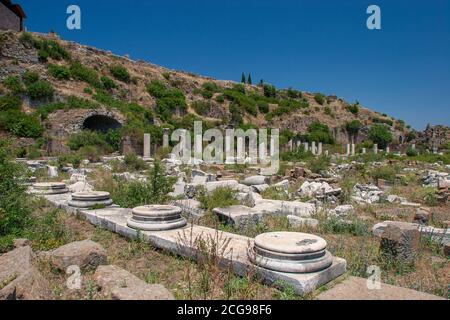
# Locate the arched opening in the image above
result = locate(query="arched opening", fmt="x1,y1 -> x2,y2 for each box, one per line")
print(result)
82,115 -> 122,133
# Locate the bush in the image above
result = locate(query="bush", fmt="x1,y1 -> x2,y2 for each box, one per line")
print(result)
287,88 -> 301,98
346,120 -> 362,136
48,64 -> 71,80
67,130 -> 108,151
258,101 -> 269,113
0,110 -> 43,138
314,93 -> 325,105
306,121 -> 334,144
101,76 -> 116,90
110,64 -> 130,83
26,80 -> 54,100
192,100 -> 211,116
0,140 -> 32,236
22,71 -> 39,86
307,156 -> 330,174
198,187 -> 238,212
215,95 -> 225,104
406,146 -> 417,157
69,61 -> 102,88
3,76 -> 23,94
33,38 -> 70,61
369,124 -> 392,149
263,84 -> 276,98
146,81 -> 187,120
346,103 -> 359,115
124,152 -> 148,171
373,117 -> 393,127
370,166 -> 397,183
111,160 -> 174,207
281,148 -> 313,162
0,95 -> 21,111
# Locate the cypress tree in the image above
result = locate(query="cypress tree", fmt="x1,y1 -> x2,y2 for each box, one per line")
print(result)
241,72 -> 246,84
247,73 -> 252,85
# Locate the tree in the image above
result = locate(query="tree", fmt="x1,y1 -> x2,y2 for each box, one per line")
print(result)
247,73 -> 252,85
369,124 -> 392,149
241,72 -> 246,84
345,120 -> 362,143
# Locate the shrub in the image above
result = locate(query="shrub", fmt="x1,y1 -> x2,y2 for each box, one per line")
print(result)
281,148 -> 313,162
0,95 -> 21,111
192,100 -> 211,116
124,152 -> 148,171
198,187 -> 239,212
307,156 -> 331,174
101,76 -> 116,90
19,32 -> 34,46
58,152 -> 82,168
26,80 -> 54,99
67,130 -> 108,151
314,93 -> 325,105
373,117 -> 394,126
369,124 -> 392,149
0,140 -> 32,236
0,110 -> 43,138
215,95 -> 225,104
146,81 -> 187,120
32,38 -> 70,62
111,160 -> 174,207
370,166 -> 397,183
69,61 -> 102,88
258,101 -> 269,113
263,84 -> 276,98
324,106 -> 332,116
406,146 -> 417,157
346,103 -> 359,115
306,121 -> 334,144
48,64 -> 71,80
110,64 -> 130,83
3,76 -> 23,94
346,120 -> 362,136
22,71 -> 40,86
287,88 -> 301,98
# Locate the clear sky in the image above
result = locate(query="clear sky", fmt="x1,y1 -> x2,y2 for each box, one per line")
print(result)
18,0 -> 450,130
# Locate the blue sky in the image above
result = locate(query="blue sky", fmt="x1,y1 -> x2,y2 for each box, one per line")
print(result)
19,0 -> 450,129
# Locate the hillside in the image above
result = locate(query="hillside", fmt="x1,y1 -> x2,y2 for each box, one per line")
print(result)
0,31 -> 411,157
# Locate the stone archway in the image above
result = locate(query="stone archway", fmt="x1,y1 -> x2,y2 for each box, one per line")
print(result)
82,114 -> 122,133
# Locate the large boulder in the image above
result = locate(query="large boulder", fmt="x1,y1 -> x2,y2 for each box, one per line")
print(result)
0,246 -> 51,300
379,221 -> 420,262
50,240 -> 107,271
93,265 -> 174,300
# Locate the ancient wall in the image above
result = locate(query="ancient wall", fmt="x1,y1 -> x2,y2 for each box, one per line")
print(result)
0,2 -> 21,32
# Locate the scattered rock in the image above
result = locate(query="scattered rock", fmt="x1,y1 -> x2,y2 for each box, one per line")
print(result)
352,184 -> 383,204
93,265 -> 174,300
379,221 -> 420,262
287,216 -> 319,229
413,208 -> 432,225
251,184 -> 269,193
0,246 -> 51,300
329,205 -> 354,217
242,175 -> 270,186
50,240 -> 107,271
